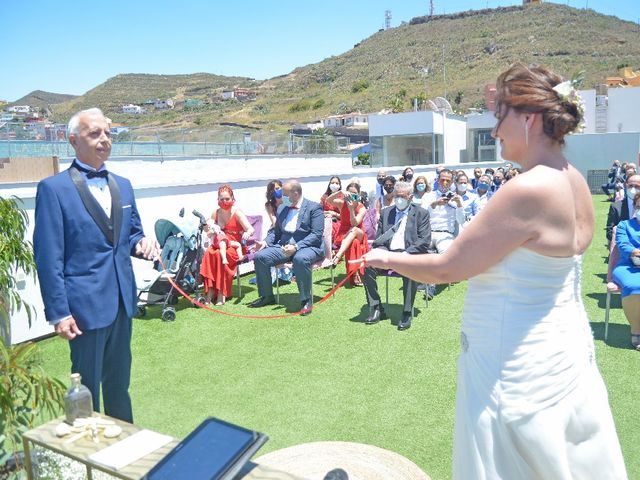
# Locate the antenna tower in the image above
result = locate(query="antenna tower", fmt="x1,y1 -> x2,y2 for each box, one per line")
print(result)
430,1 -> 434,16
385,10 -> 392,29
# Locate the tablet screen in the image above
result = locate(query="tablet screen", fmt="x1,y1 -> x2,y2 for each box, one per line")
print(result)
146,418 -> 257,480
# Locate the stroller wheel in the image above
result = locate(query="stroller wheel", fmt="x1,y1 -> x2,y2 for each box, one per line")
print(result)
196,295 -> 207,307
134,305 -> 146,318
162,307 -> 176,322
167,294 -> 179,306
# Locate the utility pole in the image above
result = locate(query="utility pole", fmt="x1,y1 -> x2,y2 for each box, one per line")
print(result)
430,0 -> 434,16
442,44 -> 447,99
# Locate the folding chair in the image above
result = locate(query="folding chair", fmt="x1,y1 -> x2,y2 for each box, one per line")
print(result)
235,215 -> 263,299
604,225 -> 621,341
380,269 -> 428,321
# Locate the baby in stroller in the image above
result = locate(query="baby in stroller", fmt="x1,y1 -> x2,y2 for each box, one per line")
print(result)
206,218 -> 243,265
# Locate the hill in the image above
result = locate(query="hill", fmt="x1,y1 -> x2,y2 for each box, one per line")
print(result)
52,3 -> 640,133
9,90 -> 78,112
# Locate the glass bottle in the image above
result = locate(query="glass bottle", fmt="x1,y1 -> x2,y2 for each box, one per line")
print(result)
64,373 -> 93,424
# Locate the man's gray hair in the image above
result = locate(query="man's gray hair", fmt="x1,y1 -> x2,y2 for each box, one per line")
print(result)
394,181 -> 412,196
68,108 -> 106,136
286,179 -> 302,194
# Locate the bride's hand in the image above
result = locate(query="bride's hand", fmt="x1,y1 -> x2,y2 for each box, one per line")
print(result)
361,249 -> 391,269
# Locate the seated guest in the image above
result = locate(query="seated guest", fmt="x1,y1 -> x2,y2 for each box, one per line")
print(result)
264,179 -> 283,227
347,176 -> 370,209
363,182 -> 431,330
372,169 -> 387,206
612,191 -> 640,351
412,175 -> 431,205
602,160 -> 622,201
401,167 -> 415,184
491,170 -> 504,192
422,168 -> 463,253
471,167 -> 482,189
249,180 -> 324,315
326,182 -> 369,286
375,175 -> 396,213
320,176 -> 343,239
200,184 -> 255,305
469,174 -> 493,219
606,174 -> 640,244
454,172 -> 476,224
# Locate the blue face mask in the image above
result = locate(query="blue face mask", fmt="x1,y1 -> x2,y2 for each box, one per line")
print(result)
273,188 -> 283,199
477,182 -> 489,191
282,195 -> 292,207
416,183 -> 426,192
394,197 -> 410,211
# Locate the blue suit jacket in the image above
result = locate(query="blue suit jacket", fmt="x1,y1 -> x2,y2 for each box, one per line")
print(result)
265,198 -> 323,252
33,165 -> 145,331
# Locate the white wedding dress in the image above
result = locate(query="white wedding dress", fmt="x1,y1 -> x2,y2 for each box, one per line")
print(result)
454,248 -> 627,479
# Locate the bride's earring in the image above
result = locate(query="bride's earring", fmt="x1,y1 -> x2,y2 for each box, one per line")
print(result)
524,121 -> 529,146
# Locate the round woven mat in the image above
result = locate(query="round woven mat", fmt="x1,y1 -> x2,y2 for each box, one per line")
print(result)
254,441 -> 430,480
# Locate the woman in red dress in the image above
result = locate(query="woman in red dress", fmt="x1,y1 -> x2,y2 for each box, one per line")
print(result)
319,176 -> 343,240
325,182 -> 369,286
200,184 -> 255,305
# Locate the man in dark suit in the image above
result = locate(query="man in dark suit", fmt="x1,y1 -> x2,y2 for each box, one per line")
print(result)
601,160 -> 622,201
33,108 -> 158,422
606,174 -> 640,243
249,180 -> 324,315
363,181 -> 431,330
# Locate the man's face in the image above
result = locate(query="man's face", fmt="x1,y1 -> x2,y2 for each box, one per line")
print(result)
394,188 -> 412,203
626,175 -> 640,191
283,183 -> 301,204
473,168 -> 481,179
438,172 -> 453,193
383,180 -> 395,193
377,170 -> 386,183
69,112 -> 112,168
494,172 -> 504,183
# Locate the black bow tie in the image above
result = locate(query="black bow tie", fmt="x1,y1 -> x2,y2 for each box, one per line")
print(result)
86,170 -> 108,179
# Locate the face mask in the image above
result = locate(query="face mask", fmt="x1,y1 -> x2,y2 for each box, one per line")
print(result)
494,179 -> 502,185
627,187 -> 638,199
377,177 -> 385,185
218,199 -> 234,210
635,209 -> 640,222
457,184 -> 468,194
282,195 -> 292,207
416,183 -> 426,192
477,182 -> 489,191
412,197 -> 422,205
273,188 -> 283,199
384,185 -> 394,194
404,174 -> 413,181
329,183 -> 340,192
395,197 -> 409,211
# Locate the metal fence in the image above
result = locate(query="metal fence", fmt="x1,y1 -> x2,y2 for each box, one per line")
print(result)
0,122 -> 350,158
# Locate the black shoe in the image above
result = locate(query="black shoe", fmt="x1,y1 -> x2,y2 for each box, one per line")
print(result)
365,306 -> 386,325
398,312 -> 412,330
300,300 -> 312,316
248,296 -> 276,308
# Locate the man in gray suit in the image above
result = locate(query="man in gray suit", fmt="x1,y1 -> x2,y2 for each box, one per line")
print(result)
249,180 -> 324,315
363,182 -> 431,330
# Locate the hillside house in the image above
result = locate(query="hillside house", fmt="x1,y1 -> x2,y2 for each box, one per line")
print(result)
122,104 -> 145,114
323,112 -> 369,128
7,105 -> 31,117
154,99 -> 174,110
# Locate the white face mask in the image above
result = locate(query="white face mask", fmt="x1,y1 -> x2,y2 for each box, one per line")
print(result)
329,183 -> 340,192
628,187 -> 638,199
395,197 -> 410,211
457,184 -> 468,194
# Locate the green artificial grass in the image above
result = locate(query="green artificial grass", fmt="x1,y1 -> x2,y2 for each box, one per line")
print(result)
36,195 -> 640,479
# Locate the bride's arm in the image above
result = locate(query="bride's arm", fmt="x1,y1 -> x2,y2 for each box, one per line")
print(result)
362,177 -> 542,284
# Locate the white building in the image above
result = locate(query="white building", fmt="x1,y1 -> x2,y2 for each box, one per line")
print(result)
221,90 -> 235,100
368,111 -> 467,167
122,104 -> 145,115
7,105 -> 30,114
323,113 -> 369,128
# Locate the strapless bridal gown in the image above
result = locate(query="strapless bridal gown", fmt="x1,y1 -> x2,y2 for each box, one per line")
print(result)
454,248 -> 627,479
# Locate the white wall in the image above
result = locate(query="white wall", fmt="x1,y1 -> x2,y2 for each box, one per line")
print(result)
580,89 -> 596,134
369,111 -> 435,136
565,132 -> 640,178
607,88 -> 640,133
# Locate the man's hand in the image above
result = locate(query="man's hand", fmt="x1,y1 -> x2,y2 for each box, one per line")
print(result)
55,316 -> 82,340
453,195 -> 463,208
136,237 -> 160,260
281,244 -> 296,257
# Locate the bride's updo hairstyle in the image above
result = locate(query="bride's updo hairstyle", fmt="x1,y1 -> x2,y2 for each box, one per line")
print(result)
495,63 -> 583,145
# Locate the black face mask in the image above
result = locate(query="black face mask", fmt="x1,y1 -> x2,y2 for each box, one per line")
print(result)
384,185 -> 394,194
377,177 -> 385,185
404,174 -> 413,181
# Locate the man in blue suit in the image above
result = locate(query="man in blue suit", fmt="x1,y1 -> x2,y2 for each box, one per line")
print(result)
33,108 -> 158,423
248,180 -> 324,315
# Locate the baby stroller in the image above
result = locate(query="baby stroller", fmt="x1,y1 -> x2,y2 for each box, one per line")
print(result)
135,208 -> 207,321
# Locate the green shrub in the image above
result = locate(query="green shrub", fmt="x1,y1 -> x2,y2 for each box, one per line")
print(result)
351,79 -> 370,93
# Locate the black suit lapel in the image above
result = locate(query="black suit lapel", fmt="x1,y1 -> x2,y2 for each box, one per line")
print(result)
109,175 -> 122,246
68,164 -> 114,245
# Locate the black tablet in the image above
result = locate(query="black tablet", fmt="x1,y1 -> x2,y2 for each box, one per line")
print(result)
143,417 -> 268,480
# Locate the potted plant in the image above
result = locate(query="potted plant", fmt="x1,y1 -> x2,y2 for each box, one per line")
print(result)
0,195 -> 65,478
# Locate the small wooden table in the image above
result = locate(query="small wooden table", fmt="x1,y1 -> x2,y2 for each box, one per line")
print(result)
21,415 -> 303,480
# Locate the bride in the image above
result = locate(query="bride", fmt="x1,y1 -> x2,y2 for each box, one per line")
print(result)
360,63 -> 627,478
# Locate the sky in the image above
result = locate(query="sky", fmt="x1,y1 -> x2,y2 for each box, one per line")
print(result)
1,0 -> 638,102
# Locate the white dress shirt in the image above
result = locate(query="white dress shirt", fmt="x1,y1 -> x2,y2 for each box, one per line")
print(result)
283,196 -> 303,234
389,208 -> 409,251
76,158 -> 111,218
